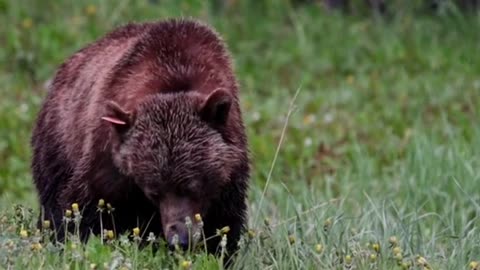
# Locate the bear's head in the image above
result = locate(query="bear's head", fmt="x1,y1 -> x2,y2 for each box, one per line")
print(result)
101,89 -> 242,250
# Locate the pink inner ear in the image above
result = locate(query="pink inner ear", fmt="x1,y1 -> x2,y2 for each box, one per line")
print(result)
101,116 -> 127,125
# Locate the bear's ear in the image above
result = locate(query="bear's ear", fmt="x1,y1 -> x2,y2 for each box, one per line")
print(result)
199,89 -> 232,126
101,101 -> 135,134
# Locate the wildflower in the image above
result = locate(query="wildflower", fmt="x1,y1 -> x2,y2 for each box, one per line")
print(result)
65,209 -> 72,218
194,213 -> 202,223
323,218 -> 332,231
85,4 -> 97,16
470,261 -> 479,270
247,229 -> 256,239
90,263 -> 97,270
180,260 -> 192,269
416,256 -> 430,269
71,243 -> 77,250
106,230 -> 114,240
106,203 -> 114,213
98,199 -> 105,208
195,214 -> 204,229
393,246 -> 402,255
132,227 -> 140,237
389,236 -> 398,246
31,242 -> 42,251
370,253 -> 377,262
264,218 -> 271,227
394,252 -> 403,261
401,261 -> 412,270
147,232 -> 156,242
42,220 -> 51,229
72,203 -> 79,213
372,243 -> 380,253
217,226 -> 230,236
20,229 -> 28,239
315,244 -> 323,253
345,255 -> 352,264
21,18 -> 33,29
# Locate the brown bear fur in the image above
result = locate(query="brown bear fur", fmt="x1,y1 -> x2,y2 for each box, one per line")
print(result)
31,18 -> 249,255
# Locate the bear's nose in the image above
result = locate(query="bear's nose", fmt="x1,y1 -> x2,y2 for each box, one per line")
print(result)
166,223 -> 189,251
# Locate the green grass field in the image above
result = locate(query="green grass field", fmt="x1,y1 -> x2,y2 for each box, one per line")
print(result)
1,0 -> 479,269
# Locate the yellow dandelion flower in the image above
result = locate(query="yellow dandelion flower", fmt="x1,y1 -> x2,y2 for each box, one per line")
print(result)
98,199 -> 105,208
31,242 -> 42,251
247,229 -> 256,239
42,220 -> 51,229
345,255 -> 352,264
323,218 -> 332,231
106,230 -> 114,240
401,262 -> 411,270
470,261 -> 479,270
389,236 -> 398,246
264,218 -> 271,226
370,253 -> 377,262
85,4 -> 97,16
372,243 -> 380,253
21,18 -> 33,29
72,203 -> 79,213
20,229 -> 28,239
393,246 -> 402,255
194,213 -> 202,222
65,209 -> 72,218
133,227 -> 140,237
181,260 -> 192,269
394,252 -> 403,261
416,256 -> 427,265
315,244 -> 323,253
219,226 -> 230,235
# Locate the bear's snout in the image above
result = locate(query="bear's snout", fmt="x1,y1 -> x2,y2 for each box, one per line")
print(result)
159,193 -> 200,251
165,222 -> 189,250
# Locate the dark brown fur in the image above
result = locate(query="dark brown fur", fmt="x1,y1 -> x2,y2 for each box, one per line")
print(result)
31,18 -> 249,255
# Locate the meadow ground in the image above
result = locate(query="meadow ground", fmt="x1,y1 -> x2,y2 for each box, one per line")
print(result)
0,1 -> 479,269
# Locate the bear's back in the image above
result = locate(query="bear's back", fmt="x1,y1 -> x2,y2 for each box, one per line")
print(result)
35,19 -> 240,170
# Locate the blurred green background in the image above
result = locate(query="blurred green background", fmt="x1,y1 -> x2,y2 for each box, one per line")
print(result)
0,0 -> 479,268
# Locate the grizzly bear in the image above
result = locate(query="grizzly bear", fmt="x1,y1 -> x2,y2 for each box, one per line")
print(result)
31,18 -> 250,256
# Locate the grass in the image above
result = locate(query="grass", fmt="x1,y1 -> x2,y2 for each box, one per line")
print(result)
1,0 -> 480,269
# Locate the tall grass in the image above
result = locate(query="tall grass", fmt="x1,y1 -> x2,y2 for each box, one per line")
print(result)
0,0 -> 479,269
